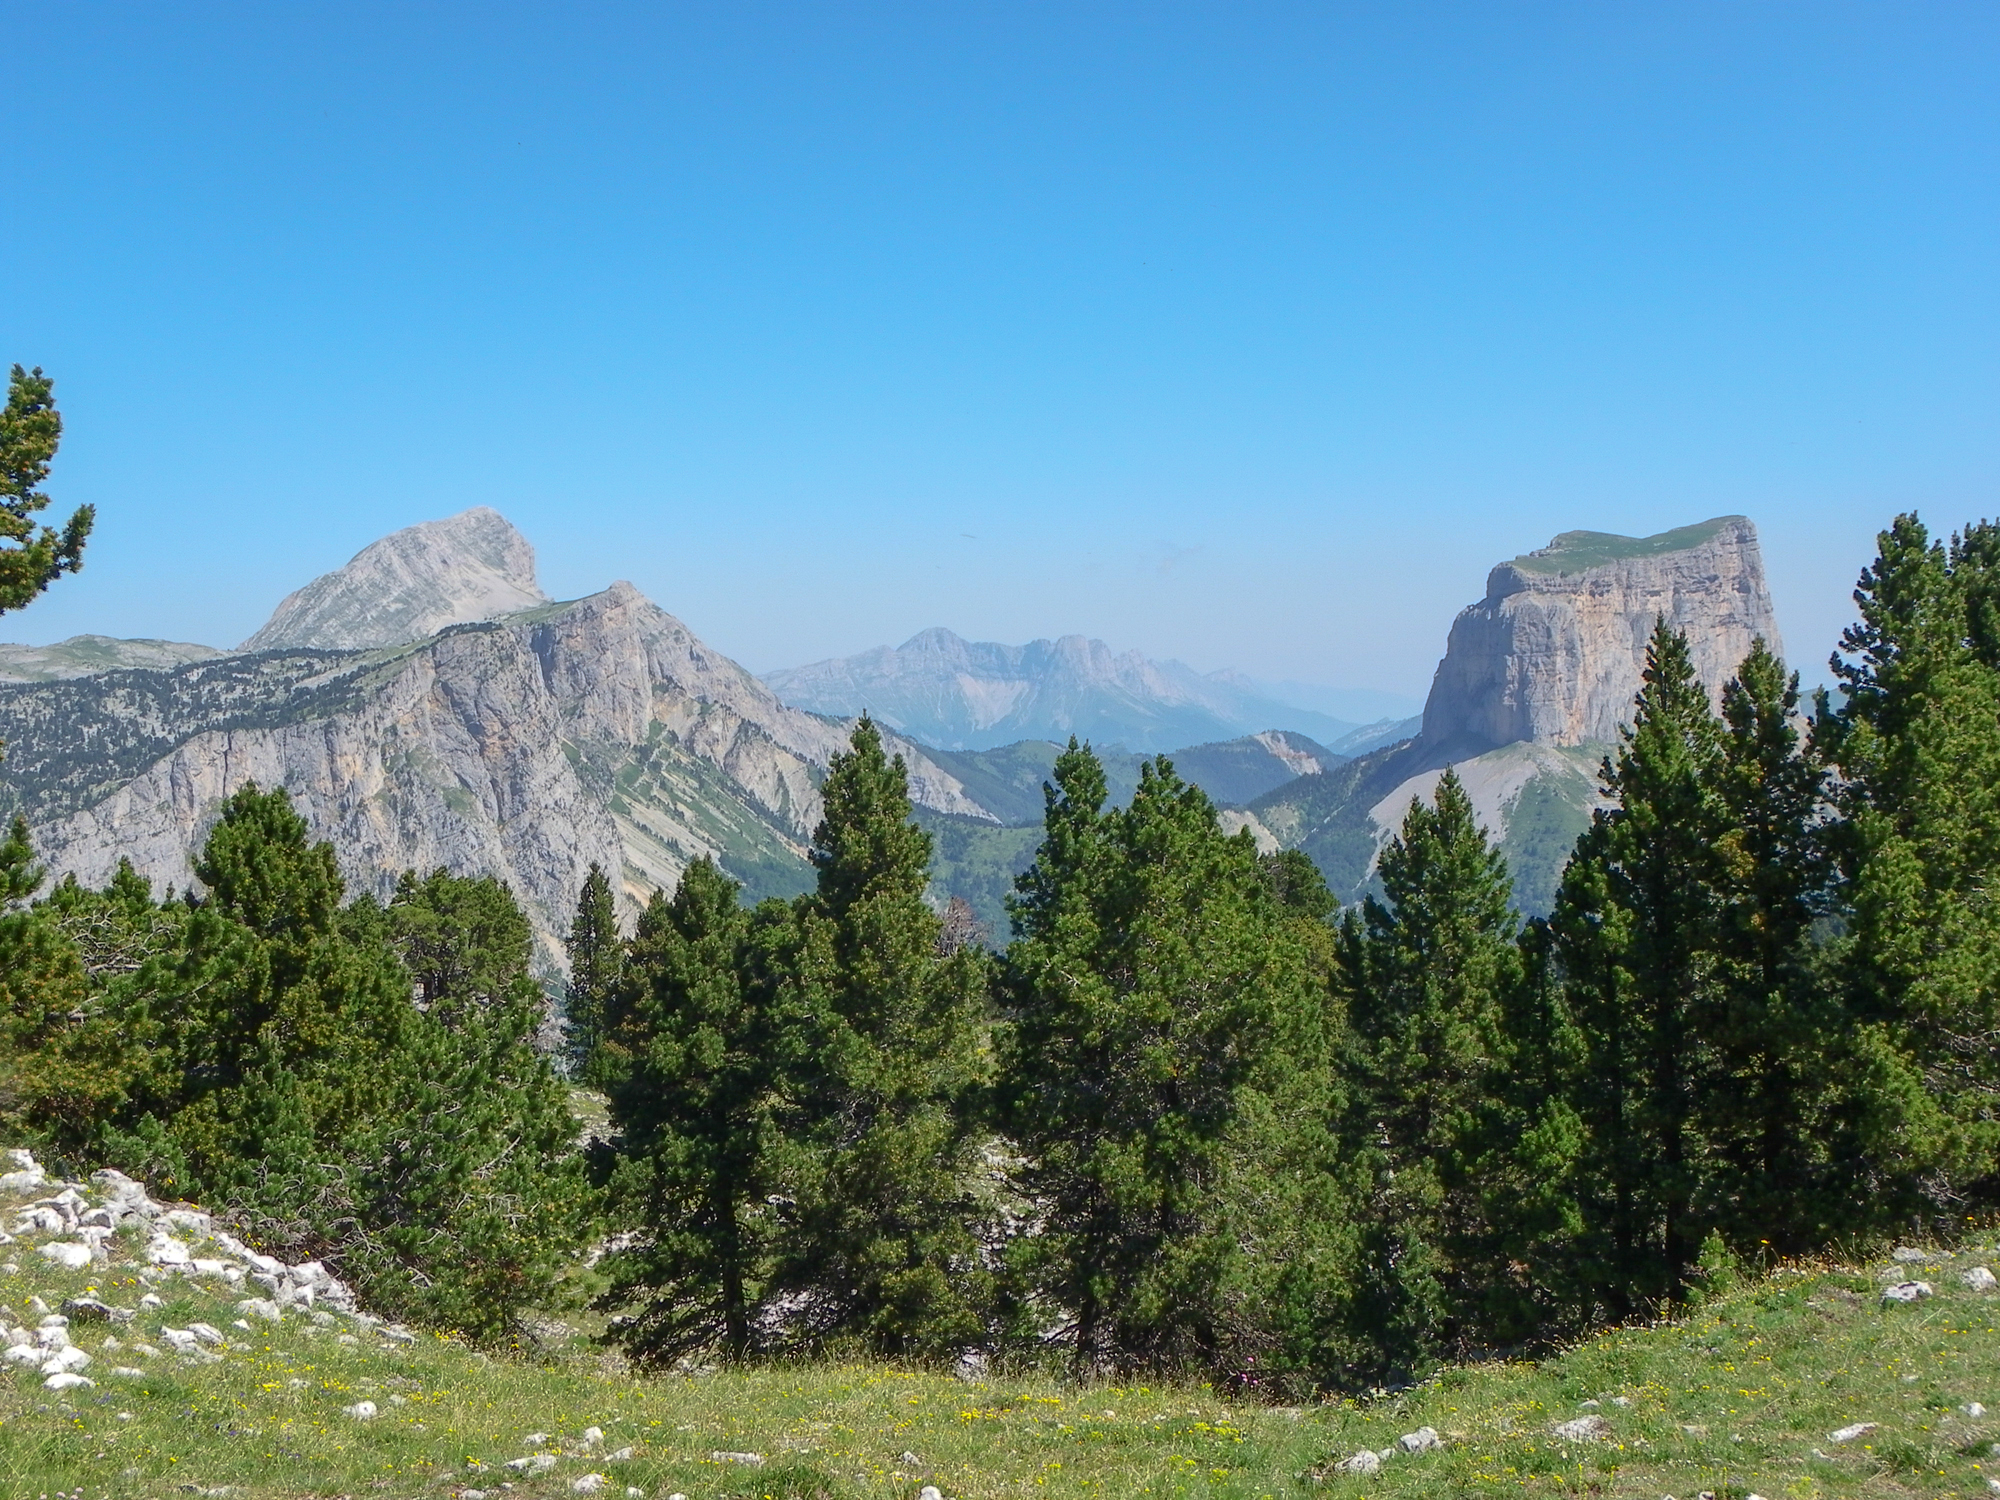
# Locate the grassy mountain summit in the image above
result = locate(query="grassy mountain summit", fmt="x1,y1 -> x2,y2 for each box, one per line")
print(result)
1504,515 -> 1744,576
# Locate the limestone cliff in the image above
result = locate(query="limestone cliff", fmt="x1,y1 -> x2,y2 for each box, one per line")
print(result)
242,507 -> 550,653
1420,516 -> 1782,753
2,569 -> 991,964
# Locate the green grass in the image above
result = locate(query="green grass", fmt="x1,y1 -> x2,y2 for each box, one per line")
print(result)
10,1174 -> 2000,1499
1498,761 -> 1601,917
1508,517 -> 1743,575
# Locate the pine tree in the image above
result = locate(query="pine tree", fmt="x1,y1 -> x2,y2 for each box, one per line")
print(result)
95,787 -> 585,1337
1550,620 -> 1729,1312
771,716 -> 990,1357
1346,769 -> 1520,1363
0,365 -> 92,614
386,867 -> 542,1028
566,863 -> 621,1081
601,860 -> 780,1362
1001,743 -> 1353,1388
1702,641 -> 1843,1250
1819,514 -> 2000,1219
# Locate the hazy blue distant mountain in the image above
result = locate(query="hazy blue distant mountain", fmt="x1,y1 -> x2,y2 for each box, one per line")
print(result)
762,627 -> 1371,752
1247,678 -> 1423,725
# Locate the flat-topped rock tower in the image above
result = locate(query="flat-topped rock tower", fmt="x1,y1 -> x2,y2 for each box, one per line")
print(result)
1420,516 -> 1782,753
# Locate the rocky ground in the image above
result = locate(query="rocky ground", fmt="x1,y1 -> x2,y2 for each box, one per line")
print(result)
6,1147 -> 2000,1498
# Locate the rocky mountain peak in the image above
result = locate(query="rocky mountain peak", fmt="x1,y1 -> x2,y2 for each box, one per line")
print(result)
1421,515 -> 1781,753
241,507 -> 550,653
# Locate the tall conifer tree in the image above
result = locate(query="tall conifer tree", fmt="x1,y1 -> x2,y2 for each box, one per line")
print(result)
1820,515 -> 2000,1217
566,863 -> 622,1081
1550,621 -> 1729,1312
0,365 -> 92,614
601,860 -> 779,1362
773,717 -> 989,1356
1347,769 -> 1520,1360
1001,743 -> 1354,1388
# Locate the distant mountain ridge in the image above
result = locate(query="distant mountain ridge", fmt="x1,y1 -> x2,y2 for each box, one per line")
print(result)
763,626 -> 1399,753
0,635 -> 223,683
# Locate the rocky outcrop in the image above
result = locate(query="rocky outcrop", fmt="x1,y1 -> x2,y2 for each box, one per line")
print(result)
4,571 -> 992,963
1420,516 -> 1782,752
242,507 -> 549,653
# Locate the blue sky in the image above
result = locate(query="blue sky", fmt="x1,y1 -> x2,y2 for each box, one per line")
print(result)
4,3 -> 1995,704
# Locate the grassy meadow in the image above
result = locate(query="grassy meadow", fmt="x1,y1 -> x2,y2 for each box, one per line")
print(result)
7,1166 -> 2000,1500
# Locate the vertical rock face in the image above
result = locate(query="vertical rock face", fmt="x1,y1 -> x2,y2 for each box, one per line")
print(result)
242,507 -> 550,653
1419,516 -> 1783,753
1,532 -> 994,962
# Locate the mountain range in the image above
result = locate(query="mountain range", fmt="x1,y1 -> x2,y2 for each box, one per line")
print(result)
0,507 -> 1782,953
762,627 -> 1418,755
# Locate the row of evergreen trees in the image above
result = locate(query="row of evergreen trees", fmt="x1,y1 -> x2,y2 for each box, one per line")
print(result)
571,512 -> 2000,1393
2,511 -> 1996,1394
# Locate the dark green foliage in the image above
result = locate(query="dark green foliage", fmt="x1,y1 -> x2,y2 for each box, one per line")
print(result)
1549,622 -> 1731,1312
600,860 -> 778,1362
0,365 -> 92,615
1701,641 -> 1844,1250
565,862 -> 621,1079
1261,846 -> 1335,921
1000,741 -> 1356,1390
771,717 -> 991,1358
0,787 -> 586,1339
1816,515 -> 2000,1216
1344,769 -> 1521,1366
387,867 -> 541,1023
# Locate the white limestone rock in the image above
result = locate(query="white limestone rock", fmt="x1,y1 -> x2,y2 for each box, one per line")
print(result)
1422,518 -> 1781,753
1552,1415 -> 1613,1442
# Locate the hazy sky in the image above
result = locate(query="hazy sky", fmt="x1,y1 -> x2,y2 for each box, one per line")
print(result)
4,4 -> 1995,702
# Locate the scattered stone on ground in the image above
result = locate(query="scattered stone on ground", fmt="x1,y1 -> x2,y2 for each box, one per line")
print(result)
1830,1421 -> 1878,1443
1883,1280 -> 1934,1304
1966,1266 -> 1998,1291
1552,1414 -> 1613,1442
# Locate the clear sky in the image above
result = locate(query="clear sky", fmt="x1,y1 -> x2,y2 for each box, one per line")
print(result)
4,3 -> 1995,704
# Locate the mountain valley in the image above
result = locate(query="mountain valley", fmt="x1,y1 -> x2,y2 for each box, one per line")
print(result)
0,507 -> 1783,952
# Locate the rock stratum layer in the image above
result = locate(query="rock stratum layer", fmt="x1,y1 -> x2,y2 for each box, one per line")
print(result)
1420,516 -> 1782,752
0,516 -> 990,963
